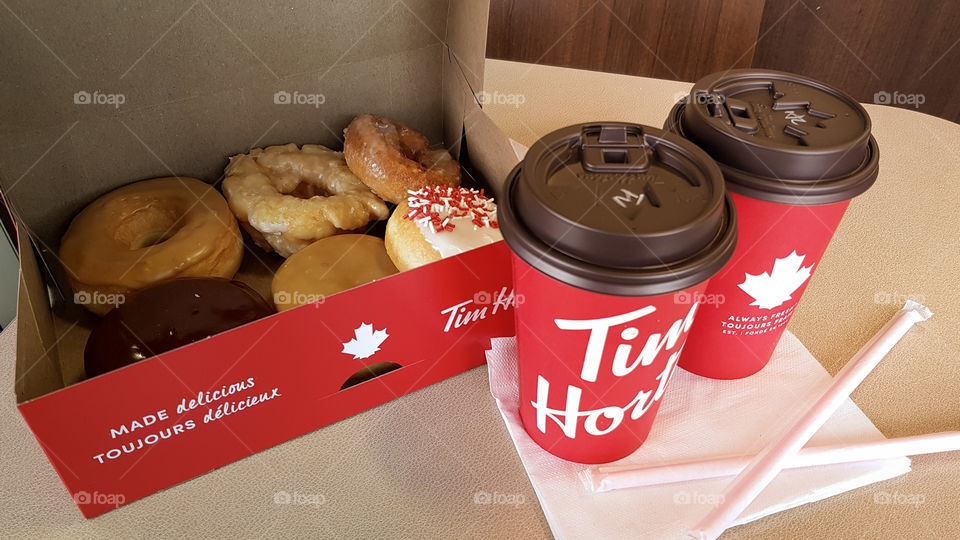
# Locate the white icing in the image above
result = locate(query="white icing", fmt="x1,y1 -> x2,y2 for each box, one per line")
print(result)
416,213 -> 503,258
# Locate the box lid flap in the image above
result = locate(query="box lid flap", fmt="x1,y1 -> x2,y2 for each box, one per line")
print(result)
0,0 -> 488,267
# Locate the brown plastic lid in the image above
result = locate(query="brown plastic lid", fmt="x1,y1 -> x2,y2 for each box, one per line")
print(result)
499,122 -> 737,296
668,69 -> 879,204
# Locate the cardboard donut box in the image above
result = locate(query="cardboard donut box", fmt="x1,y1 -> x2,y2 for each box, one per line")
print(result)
1,0 -> 520,517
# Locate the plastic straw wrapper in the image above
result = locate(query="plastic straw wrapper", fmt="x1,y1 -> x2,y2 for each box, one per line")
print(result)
582,431 -> 960,492
690,300 -> 932,540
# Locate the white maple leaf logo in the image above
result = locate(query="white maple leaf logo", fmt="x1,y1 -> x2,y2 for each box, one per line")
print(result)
341,323 -> 389,359
737,251 -> 814,310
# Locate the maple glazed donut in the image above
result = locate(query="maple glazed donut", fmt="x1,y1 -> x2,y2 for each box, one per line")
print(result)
343,114 -> 461,203
385,185 -> 502,271
59,177 -> 244,316
222,143 -> 389,257
271,234 -> 398,311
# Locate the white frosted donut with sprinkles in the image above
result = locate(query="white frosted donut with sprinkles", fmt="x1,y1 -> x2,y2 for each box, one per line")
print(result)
384,185 -> 502,271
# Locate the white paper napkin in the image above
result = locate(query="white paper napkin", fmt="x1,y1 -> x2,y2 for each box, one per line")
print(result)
485,331 -> 911,539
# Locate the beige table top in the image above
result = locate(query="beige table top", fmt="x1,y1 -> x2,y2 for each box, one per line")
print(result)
2,59 -> 958,539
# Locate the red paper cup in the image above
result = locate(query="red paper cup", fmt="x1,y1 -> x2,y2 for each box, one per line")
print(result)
665,69 -> 880,379
676,194 -> 850,378
498,122 -> 737,463
512,255 -> 710,463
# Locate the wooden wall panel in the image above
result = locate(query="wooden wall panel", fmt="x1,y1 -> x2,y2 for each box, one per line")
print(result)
752,0 -> 960,122
486,0 -> 765,82
487,0 -> 960,122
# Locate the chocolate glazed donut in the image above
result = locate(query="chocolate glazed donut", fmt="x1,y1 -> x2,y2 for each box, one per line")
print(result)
84,278 -> 274,377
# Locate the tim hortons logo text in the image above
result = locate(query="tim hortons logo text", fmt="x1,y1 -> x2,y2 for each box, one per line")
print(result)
440,286 -> 518,333
531,303 -> 698,439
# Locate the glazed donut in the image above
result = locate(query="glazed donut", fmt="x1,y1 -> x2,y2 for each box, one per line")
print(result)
84,278 -> 274,377
385,185 -> 501,271
272,234 -> 398,311
60,177 -> 244,316
343,114 -> 461,203
222,143 -> 389,258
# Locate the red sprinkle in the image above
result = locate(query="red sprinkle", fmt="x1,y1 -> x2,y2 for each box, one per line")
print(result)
404,185 -> 498,232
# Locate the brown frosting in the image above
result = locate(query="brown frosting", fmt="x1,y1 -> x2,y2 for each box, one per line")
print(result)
83,278 -> 274,377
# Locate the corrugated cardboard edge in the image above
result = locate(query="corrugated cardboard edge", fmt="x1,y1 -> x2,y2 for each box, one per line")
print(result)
444,1 -> 518,197
14,224 -> 63,402
445,0 -> 485,93
442,0 -> 486,157
463,101 -> 521,199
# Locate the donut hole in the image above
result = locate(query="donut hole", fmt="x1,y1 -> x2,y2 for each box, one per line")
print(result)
377,122 -> 421,160
288,180 -> 332,199
396,140 -> 420,161
417,149 -> 452,173
270,171 -> 333,200
114,205 -> 184,250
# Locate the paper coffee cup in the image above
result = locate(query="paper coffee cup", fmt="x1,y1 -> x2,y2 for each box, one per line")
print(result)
665,69 -> 880,379
498,122 -> 737,463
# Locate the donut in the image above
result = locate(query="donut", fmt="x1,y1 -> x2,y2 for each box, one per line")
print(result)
84,278 -> 274,377
271,234 -> 398,311
385,185 -> 501,271
60,177 -> 244,316
222,143 -> 389,258
343,114 -> 461,203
